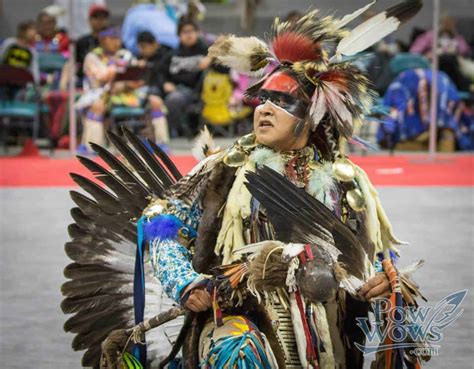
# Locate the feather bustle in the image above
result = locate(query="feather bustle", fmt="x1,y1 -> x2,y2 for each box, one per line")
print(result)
122,127 -> 175,187
107,130 -> 165,194
63,130 -> 183,367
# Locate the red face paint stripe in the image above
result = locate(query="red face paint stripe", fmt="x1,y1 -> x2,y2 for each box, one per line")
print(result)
261,71 -> 300,96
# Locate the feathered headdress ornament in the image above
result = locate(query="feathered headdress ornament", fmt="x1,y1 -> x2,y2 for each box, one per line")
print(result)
208,0 -> 422,139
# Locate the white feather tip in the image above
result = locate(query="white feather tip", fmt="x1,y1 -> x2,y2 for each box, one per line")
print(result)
192,126 -> 220,160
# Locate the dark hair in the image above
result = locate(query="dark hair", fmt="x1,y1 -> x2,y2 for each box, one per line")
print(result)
37,11 -> 54,22
17,20 -> 35,37
177,17 -> 199,35
137,31 -> 156,44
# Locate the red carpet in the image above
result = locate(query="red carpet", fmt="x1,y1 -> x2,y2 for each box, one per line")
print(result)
0,154 -> 472,187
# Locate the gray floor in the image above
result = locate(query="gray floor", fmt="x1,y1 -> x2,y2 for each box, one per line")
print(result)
0,187 -> 473,368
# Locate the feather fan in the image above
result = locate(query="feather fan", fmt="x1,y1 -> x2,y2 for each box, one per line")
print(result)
62,131 -> 189,368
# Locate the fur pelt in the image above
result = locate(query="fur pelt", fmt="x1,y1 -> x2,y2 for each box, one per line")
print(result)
181,312 -> 208,369
193,163 -> 237,273
247,245 -> 289,294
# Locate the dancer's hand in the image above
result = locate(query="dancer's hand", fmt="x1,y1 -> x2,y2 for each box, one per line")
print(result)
184,287 -> 212,312
359,273 -> 391,301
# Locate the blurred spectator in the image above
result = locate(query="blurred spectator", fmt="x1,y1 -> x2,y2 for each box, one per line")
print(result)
77,26 -> 137,153
377,68 -> 472,152
456,98 -> 474,151
410,16 -> 472,91
54,0 -> 107,39
137,31 -> 170,94
410,16 -> 471,57
409,27 -> 427,49
34,10 -> 71,144
0,20 -> 39,83
201,63 -> 234,126
438,54 -> 472,91
161,18 -> 210,137
137,31 -> 171,148
201,63 -> 253,130
76,4 -> 111,81
122,0 -> 179,55
35,11 -> 70,55
187,0 -> 207,23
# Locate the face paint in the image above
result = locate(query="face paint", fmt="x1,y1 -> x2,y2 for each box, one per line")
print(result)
256,90 -> 308,119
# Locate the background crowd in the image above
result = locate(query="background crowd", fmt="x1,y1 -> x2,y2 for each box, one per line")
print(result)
1,0 -> 473,154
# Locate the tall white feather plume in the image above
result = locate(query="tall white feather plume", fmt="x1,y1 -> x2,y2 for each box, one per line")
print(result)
336,12 -> 400,57
336,0 -> 377,29
335,0 -> 422,57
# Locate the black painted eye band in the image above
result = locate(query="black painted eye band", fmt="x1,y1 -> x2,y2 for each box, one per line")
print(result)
257,90 -> 308,119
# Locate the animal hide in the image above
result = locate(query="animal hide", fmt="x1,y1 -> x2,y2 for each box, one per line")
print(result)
193,163 -> 237,273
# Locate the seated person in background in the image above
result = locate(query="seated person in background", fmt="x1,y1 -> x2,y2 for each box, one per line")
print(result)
76,4 -> 111,82
137,31 -> 171,150
35,10 -> 69,56
78,26 -> 137,154
161,17 -> 211,137
121,0 -> 179,55
0,20 -> 39,83
410,15 -> 471,90
410,15 -> 471,57
34,9 -> 71,144
377,68 -> 469,152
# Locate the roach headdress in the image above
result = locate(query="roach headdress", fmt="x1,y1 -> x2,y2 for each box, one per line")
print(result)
209,0 -> 422,139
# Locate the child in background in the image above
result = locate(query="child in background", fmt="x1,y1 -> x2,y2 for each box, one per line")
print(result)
137,31 -> 171,151
161,18 -> 210,137
0,20 -> 39,83
35,11 -> 69,56
78,26 -> 137,154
